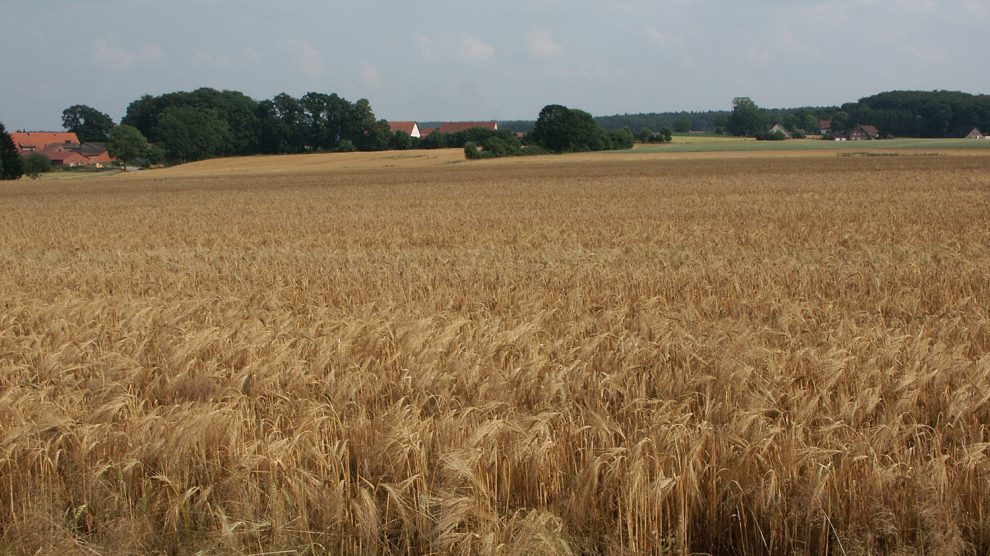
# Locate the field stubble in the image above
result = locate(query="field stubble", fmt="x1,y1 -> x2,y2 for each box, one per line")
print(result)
1,152 -> 989,554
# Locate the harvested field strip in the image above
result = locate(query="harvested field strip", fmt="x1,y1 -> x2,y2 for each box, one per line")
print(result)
1,154 -> 989,554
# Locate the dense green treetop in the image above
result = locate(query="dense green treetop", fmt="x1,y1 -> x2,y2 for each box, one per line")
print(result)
62,105 -> 116,142
595,111 -> 730,133
728,97 -> 768,137
1,122 -> 25,180
107,125 -> 150,167
595,90 -> 990,137
122,88 -> 259,156
845,90 -> 990,137
530,104 -> 611,152
155,106 -> 232,163
119,88 -> 392,162
22,151 -> 51,179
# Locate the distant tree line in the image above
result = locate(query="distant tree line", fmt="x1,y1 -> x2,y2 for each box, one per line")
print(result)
593,91 -> 990,139
36,88 -> 990,170
831,91 -> 990,137
596,111 -> 731,134
786,91 -> 990,137
65,89 -> 636,165
724,98 -> 808,139
119,88 -> 395,163
96,89 -> 639,164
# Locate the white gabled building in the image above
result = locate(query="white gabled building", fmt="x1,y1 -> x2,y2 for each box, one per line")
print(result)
388,121 -> 421,138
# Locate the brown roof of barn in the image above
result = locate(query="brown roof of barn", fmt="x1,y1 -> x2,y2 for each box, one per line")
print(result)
11,132 -> 80,151
947,126 -> 983,138
387,121 -> 419,135
857,125 -> 880,137
438,121 -> 498,134
44,150 -> 91,164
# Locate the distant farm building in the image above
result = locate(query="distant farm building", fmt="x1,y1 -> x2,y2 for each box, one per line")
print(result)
388,121 -> 421,138
848,125 -> 881,141
946,126 -> 984,140
12,132 -> 80,152
42,147 -> 91,167
819,120 -> 832,136
10,131 -> 114,167
768,122 -> 792,138
76,143 -> 114,166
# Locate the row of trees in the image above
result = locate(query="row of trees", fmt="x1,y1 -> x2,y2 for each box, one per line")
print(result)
598,91 -> 990,139
120,89 -> 395,162
50,88 -> 990,168
596,111 -> 731,134
58,94 -> 638,166
57,89 -> 398,165
717,91 -> 990,139
838,91 -> 990,137
465,105 -> 636,159
727,97 -> 816,138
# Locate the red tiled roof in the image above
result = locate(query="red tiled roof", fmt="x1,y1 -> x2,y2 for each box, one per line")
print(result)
420,127 -> 437,136
84,150 -> 114,164
858,125 -> 880,137
438,121 -> 498,134
388,121 -> 419,135
45,150 -> 91,165
10,132 -> 80,151
42,143 -> 81,154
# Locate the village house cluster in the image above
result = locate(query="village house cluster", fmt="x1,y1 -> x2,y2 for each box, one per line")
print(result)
11,132 -> 114,167
817,121 -> 985,141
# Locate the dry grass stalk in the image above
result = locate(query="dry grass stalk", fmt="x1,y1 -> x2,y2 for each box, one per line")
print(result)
0,151 -> 988,554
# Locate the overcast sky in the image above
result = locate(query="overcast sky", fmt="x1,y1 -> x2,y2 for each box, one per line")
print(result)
2,0 -> 988,131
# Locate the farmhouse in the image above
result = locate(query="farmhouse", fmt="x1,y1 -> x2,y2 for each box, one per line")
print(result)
819,120 -> 832,136
11,131 -> 114,167
946,126 -> 984,139
438,121 -> 498,134
12,131 -> 80,152
768,122 -> 792,138
76,143 -> 114,166
848,125 -> 881,140
42,148 -> 91,167
388,121 -> 421,138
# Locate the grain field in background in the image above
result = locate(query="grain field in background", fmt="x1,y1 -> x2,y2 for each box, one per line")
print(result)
1,151 -> 989,554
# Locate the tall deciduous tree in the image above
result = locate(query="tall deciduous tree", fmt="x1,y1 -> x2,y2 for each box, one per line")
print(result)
62,105 -> 115,142
728,97 -> 768,137
107,125 -> 150,168
530,104 -> 610,152
0,122 -> 25,180
22,152 -> 51,179
122,88 -> 258,154
155,107 -> 232,163
673,116 -> 692,133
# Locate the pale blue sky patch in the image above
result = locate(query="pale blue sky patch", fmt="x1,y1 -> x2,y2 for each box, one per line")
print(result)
1,0 -> 988,130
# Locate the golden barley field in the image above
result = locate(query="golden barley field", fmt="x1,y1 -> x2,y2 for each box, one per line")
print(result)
1,149 -> 989,555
